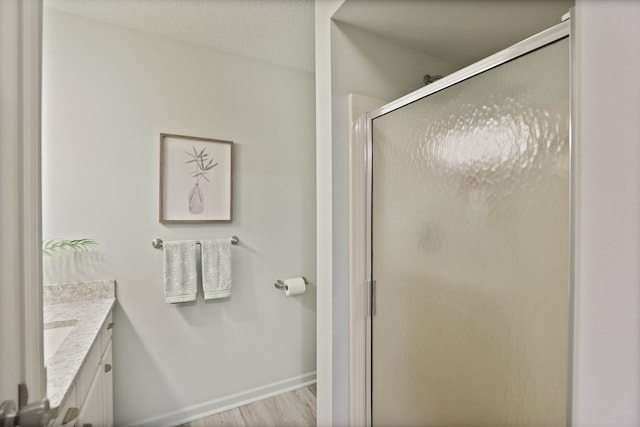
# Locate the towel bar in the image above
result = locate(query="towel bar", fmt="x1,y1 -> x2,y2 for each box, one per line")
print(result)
152,236 -> 239,249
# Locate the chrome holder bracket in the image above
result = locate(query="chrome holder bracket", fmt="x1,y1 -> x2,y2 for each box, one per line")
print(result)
274,277 -> 309,290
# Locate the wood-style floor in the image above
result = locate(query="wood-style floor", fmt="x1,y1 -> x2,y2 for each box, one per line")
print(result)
178,384 -> 317,427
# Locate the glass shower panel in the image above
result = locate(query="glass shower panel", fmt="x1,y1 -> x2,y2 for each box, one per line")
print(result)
371,37 -> 569,427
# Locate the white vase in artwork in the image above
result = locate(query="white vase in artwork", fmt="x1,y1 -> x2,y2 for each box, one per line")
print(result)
188,182 -> 204,214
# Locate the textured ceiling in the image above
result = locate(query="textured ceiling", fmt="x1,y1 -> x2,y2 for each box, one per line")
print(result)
44,0 -> 315,72
334,0 -> 574,67
45,0 -> 573,74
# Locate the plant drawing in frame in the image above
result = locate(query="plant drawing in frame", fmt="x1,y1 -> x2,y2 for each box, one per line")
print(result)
160,133 -> 233,223
186,145 -> 218,214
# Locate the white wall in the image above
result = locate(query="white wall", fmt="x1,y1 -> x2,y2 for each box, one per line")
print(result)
573,1 -> 640,425
42,9 -> 316,426
314,2 -> 345,426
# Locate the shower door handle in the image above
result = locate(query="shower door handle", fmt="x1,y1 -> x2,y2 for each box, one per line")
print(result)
366,280 -> 376,317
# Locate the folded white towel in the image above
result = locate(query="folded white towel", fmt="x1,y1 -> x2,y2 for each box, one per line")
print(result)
163,240 -> 198,303
200,239 -> 232,300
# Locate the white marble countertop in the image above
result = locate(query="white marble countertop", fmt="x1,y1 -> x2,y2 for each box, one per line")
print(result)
43,280 -> 116,410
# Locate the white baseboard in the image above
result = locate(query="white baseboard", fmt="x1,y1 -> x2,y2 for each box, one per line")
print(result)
125,371 -> 317,427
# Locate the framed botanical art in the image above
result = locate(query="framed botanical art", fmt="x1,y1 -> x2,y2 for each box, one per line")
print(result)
159,133 -> 233,223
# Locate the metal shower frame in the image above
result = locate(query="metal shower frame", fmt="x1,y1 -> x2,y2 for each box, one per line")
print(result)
363,19 -> 573,426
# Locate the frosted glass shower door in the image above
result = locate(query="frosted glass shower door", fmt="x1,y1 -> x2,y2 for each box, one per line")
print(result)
370,36 -> 570,426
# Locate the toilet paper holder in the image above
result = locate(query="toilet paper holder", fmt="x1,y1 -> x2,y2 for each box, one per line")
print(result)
274,277 -> 309,290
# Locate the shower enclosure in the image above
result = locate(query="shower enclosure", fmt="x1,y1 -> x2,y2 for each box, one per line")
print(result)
363,21 -> 571,426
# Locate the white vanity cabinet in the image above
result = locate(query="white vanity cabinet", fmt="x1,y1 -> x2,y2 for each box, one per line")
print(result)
51,311 -> 114,427
102,340 -> 114,427
50,383 -> 77,427
77,364 -> 102,427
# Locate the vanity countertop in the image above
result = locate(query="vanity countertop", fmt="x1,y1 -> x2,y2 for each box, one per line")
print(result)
43,280 -> 116,410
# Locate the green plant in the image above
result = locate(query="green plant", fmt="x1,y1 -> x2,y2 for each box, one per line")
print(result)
185,146 -> 218,184
42,238 -> 98,257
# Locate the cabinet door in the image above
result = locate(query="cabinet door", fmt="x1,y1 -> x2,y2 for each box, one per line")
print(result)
50,382 -> 78,427
78,365 -> 102,427
102,340 -> 113,427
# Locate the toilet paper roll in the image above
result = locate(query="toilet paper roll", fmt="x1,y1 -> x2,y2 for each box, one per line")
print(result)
284,277 -> 306,296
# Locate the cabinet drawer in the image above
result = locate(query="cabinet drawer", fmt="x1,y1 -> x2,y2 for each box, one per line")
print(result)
78,339 -> 101,407
101,311 -> 113,355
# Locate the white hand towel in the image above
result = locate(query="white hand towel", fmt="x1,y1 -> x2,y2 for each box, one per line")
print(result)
200,239 -> 232,300
163,240 -> 198,303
